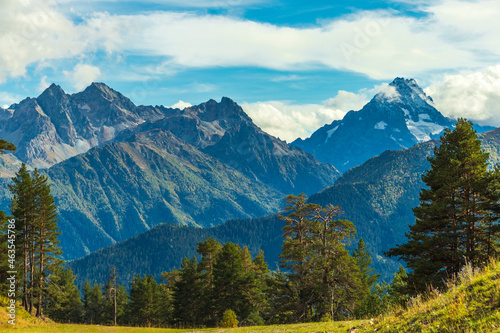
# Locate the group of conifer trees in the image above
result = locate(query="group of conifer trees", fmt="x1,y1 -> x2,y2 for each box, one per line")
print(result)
0,163 -> 62,316
1,142 -> 62,317
55,234 -> 394,327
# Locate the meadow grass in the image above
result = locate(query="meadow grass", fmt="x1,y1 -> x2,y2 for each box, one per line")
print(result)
363,260 -> 500,332
0,320 -> 366,333
7,260 -> 500,332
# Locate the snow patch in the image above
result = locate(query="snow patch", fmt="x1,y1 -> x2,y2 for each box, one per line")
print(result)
374,121 -> 387,130
419,113 -> 431,121
78,104 -> 91,112
324,126 -> 339,143
2,105 -> 8,109
402,108 -> 410,117
75,139 -> 92,154
406,119 -> 445,142
377,84 -> 401,102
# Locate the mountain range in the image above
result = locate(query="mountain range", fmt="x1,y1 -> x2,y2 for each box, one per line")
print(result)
293,78 -> 494,172
0,84 -> 338,259
2,77 -> 498,280
68,127 -> 500,285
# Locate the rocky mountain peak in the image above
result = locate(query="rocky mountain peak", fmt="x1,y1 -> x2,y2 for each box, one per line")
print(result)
186,97 -> 251,123
73,82 -> 136,109
293,77 -> 456,173
39,83 -> 66,99
368,78 -> 443,124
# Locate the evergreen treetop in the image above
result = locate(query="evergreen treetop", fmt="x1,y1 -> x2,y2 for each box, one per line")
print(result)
385,118 -> 500,293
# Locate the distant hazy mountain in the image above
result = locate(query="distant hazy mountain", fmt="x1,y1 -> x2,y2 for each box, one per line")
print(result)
293,78 -> 494,173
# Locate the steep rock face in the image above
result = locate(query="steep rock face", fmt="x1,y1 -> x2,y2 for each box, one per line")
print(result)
0,83 -> 341,260
36,128 -> 283,259
118,97 -> 341,195
293,78 -> 457,172
0,83 -> 173,171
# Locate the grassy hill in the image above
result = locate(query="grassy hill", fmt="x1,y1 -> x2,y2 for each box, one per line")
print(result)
0,295 -> 48,330
362,259 -> 500,332
1,296 -> 365,332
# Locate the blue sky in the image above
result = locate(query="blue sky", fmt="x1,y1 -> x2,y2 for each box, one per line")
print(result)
1,0 -> 500,140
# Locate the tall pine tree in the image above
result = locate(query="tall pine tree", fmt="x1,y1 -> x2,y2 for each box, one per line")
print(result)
386,118 -> 500,293
9,163 -> 35,312
33,170 -> 62,316
45,267 -> 83,323
172,258 -> 205,327
278,194 -> 362,322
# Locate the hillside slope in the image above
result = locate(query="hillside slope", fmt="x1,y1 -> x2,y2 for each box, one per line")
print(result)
68,127 -> 500,284
0,296 -> 48,330
68,214 -> 283,287
365,260 -> 500,332
43,129 -> 283,259
308,141 -> 437,278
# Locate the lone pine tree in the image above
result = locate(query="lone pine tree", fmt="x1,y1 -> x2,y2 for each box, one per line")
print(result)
278,194 -> 362,322
386,118 -> 500,293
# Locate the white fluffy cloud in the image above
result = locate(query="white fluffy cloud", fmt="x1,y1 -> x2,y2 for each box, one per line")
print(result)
94,10 -> 474,79
0,91 -> 23,107
63,64 -> 102,91
1,0 -> 500,83
425,65 -> 500,126
170,100 -> 192,109
0,0 -> 95,83
241,101 -> 345,142
240,85 -> 394,142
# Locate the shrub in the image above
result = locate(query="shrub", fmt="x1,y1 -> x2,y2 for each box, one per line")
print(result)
220,309 -> 238,328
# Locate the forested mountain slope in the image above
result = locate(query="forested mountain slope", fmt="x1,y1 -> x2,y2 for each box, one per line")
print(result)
68,215 -> 282,287
0,84 -> 339,260
69,127 -> 500,283
40,129 -> 283,259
